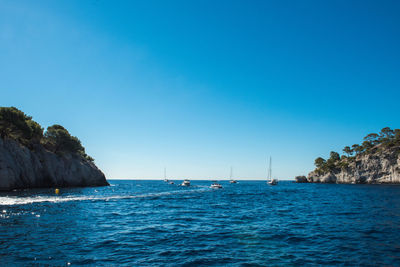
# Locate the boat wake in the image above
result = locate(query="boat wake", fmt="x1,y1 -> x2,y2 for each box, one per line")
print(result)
0,188 -> 210,206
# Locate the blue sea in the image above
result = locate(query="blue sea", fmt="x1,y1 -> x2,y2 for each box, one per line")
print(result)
1,180 -> 400,266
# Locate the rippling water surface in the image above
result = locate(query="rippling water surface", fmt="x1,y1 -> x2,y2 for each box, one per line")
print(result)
1,180 -> 400,266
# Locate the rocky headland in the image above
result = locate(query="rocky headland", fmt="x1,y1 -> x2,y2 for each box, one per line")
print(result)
0,107 -> 108,191
296,127 -> 400,184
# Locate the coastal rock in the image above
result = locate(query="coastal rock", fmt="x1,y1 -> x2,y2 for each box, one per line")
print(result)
305,148 -> 400,184
294,176 -> 308,183
0,137 -> 109,191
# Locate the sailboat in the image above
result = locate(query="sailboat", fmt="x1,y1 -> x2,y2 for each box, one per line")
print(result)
163,167 -> 168,182
267,157 -> 278,185
163,168 -> 174,184
229,167 -> 237,183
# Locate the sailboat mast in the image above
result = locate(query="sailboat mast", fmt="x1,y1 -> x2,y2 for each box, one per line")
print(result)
230,166 -> 233,180
270,157 -> 272,181
267,157 -> 272,181
164,167 -> 166,180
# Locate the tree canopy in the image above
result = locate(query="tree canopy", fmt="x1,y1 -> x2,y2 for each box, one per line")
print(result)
0,107 -> 43,145
0,107 -> 94,161
43,125 -> 84,154
313,127 -> 400,175
364,133 -> 379,144
343,146 -> 352,157
329,151 -> 340,161
314,157 -> 326,168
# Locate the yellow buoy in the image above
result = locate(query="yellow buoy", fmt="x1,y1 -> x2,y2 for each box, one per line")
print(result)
55,188 -> 60,194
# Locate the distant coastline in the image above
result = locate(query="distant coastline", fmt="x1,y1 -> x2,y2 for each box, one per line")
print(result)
0,107 -> 108,191
296,127 -> 400,184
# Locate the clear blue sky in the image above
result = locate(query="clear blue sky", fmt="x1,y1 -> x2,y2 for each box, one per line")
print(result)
1,0 -> 399,179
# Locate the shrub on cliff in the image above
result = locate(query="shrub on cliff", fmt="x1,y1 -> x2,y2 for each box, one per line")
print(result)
42,125 -> 83,153
0,107 -> 43,146
42,125 -> 93,161
313,152 -> 341,175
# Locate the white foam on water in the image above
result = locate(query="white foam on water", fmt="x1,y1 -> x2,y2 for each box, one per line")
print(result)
0,188 -> 210,206
195,185 -> 212,188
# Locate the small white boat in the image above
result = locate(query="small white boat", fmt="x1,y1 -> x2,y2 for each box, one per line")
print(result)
268,178 -> 278,185
229,167 -> 237,184
181,179 -> 190,186
163,167 -> 169,182
210,182 -> 222,189
169,181 -> 174,185
266,157 -> 278,185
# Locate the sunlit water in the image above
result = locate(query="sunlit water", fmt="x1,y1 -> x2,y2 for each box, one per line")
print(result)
1,180 -> 400,266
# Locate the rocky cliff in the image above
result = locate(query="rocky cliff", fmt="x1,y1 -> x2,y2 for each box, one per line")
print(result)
305,147 -> 400,184
0,137 -> 109,191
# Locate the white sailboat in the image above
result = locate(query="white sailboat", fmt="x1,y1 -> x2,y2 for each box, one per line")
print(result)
267,157 -> 278,185
163,167 -> 168,182
163,168 -> 174,184
229,167 -> 237,183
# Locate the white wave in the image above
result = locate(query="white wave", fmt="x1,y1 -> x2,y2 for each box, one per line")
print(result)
0,188 -> 209,206
194,185 -> 212,188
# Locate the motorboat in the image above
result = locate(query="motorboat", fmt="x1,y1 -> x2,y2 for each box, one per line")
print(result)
229,167 -> 237,183
181,179 -> 190,186
210,182 -> 222,189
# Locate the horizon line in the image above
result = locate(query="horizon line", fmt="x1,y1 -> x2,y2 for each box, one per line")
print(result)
107,178 -> 295,181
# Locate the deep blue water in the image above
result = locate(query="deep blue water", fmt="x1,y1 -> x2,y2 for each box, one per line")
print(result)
1,180 -> 400,266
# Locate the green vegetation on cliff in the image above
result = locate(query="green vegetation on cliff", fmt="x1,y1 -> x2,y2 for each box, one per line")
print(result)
314,127 -> 400,175
0,107 -> 94,161
0,107 -> 43,146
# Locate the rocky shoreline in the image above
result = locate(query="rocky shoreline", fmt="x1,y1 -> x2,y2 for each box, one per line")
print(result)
0,107 -> 109,191
0,137 -> 108,191
296,128 -> 400,184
